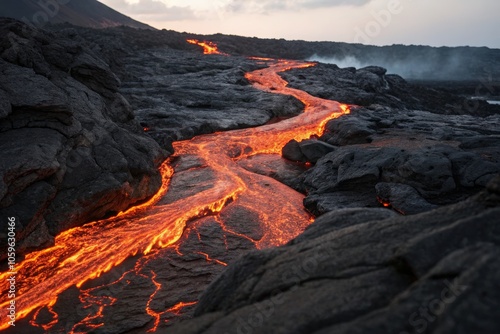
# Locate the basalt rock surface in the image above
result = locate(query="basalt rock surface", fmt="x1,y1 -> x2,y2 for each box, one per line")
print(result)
168,176 -> 500,334
118,50 -> 304,147
0,19 -> 166,259
277,63 -> 500,216
280,63 -> 500,116
150,61 -> 498,333
298,106 -> 500,215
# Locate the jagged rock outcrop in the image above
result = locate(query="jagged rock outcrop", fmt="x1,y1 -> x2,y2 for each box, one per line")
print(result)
168,176 -> 500,334
0,19 -> 167,258
297,105 -> 500,215
281,62 -> 500,116
276,64 -> 500,216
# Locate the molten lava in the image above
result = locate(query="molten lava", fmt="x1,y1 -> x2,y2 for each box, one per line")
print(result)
186,39 -> 227,55
0,50 -> 349,332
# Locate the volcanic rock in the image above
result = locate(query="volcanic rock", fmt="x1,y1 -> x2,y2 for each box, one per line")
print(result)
303,190 -> 380,216
322,116 -> 375,146
355,66 -> 389,93
168,176 -> 500,334
282,139 -> 337,163
237,154 -> 307,192
2,17 -> 500,334
0,19 -> 166,258
117,49 -> 304,145
298,139 -> 337,163
375,182 -> 438,215
282,104 -> 500,215
281,62 -> 500,116
281,139 -> 306,162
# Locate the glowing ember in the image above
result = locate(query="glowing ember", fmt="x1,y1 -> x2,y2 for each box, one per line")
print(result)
248,56 -> 275,61
166,301 -> 198,315
187,39 -> 227,55
0,54 -> 350,332
377,196 -> 392,208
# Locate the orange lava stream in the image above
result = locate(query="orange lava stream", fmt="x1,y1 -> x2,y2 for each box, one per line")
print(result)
0,56 -> 349,332
186,39 -> 228,55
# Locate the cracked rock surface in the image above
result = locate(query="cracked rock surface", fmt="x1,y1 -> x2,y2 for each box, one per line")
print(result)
278,65 -> 500,216
168,176 -> 500,334
0,19 -> 167,258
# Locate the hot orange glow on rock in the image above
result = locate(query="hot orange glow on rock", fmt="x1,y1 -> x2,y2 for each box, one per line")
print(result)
0,54 -> 350,332
187,39 -> 227,55
29,302 -> 58,331
166,301 -> 198,315
195,251 -> 228,267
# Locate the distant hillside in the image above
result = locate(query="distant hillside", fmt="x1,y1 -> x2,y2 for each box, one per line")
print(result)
205,34 -> 500,81
0,0 -> 153,29
68,25 -> 500,82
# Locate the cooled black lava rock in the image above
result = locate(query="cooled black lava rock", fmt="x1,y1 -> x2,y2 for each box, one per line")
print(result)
281,62 -> 500,116
375,182 -> 438,215
282,139 -> 336,163
281,104 -> 500,216
115,49 -> 304,145
168,176 -> 500,334
282,139 -> 306,162
0,19 -> 167,258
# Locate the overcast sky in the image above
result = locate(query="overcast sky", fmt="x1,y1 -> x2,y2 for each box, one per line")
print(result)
100,0 -> 500,48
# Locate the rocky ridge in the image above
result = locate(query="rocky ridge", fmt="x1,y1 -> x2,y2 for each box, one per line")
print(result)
279,65 -> 500,216
0,0 -> 153,30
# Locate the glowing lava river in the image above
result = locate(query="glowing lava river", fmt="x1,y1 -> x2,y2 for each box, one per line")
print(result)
0,50 -> 349,333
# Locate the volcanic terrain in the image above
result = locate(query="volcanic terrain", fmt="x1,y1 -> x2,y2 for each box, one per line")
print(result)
0,8 -> 499,334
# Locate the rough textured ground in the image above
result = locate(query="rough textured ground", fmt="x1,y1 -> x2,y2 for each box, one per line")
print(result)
163,45 -> 500,334
280,65 -> 500,215
168,176 -> 500,334
1,19 -> 500,334
0,19 -> 166,259
120,49 -> 303,149
0,0 -> 153,29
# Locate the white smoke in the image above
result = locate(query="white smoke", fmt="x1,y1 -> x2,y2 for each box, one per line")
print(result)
306,53 -> 471,80
307,55 -> 365,69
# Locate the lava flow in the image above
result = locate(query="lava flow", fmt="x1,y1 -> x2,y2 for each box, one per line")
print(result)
186,39 -> 227,55
0,44 -> 349,333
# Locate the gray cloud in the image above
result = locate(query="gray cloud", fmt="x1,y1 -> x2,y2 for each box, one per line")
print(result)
226,0 -> 372,13
102,0 -> 196,21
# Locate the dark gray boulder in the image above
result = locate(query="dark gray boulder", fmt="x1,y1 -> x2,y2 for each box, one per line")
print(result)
298,139 -> 336,163
281,139 -> 306,162
322,116 -> 376,146
282,139 -> 337,164
355,66 -> 390,93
